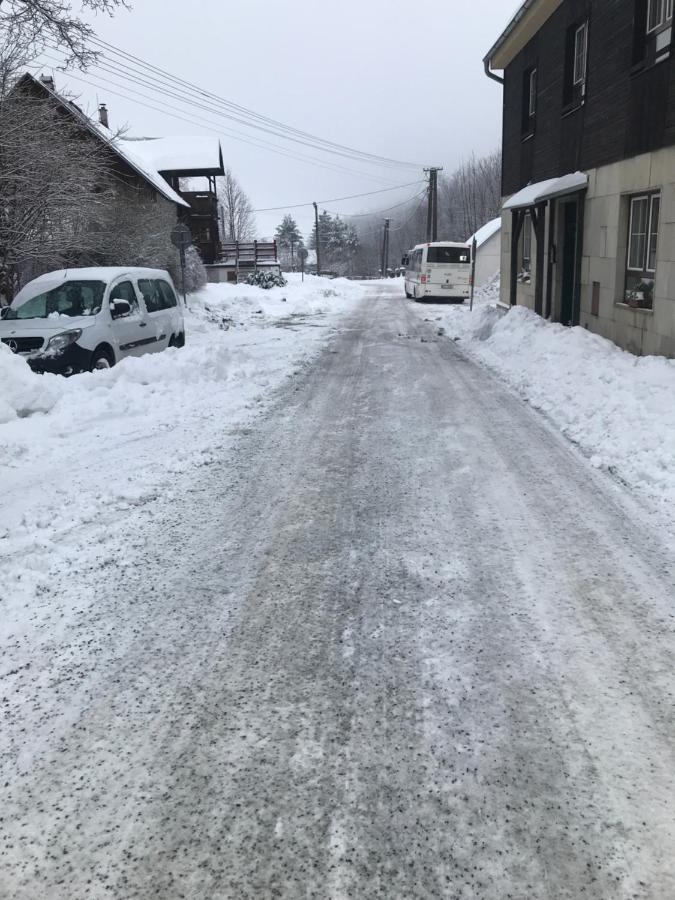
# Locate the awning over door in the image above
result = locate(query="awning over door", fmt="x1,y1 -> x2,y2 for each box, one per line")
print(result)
503,172 -> 588,210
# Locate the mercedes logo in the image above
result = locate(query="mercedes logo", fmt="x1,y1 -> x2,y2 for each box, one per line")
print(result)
7,340 -> 18,353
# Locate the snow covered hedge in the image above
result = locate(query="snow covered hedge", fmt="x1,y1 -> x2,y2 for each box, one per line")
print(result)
245,271 -> 287,290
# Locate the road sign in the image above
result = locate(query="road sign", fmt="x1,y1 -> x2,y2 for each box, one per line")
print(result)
297,247 -> 308,282
170,223 -> 192,250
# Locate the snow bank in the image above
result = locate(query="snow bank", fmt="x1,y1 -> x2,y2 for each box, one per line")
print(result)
0,274 -> 364,608
413,278 -> 675,517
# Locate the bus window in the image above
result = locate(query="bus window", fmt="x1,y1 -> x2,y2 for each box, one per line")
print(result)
427,247 -> 470,264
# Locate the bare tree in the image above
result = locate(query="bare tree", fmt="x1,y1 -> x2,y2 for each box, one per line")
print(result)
0,0 -> 130,69
439,150 -> 502,240
217,169 -> 256,242
0,83 -> 178,302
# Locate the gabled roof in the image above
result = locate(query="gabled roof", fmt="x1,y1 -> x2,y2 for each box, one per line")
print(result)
467,217 -> 501,249
122,136 -> 224,177
13,73 -> 188,208
484,0 -> 562,73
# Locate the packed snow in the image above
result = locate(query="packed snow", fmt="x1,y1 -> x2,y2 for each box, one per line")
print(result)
0,275 -> 364,616
409,277 -> 675,525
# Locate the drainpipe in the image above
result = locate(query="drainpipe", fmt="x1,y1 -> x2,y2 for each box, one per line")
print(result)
484,57 -> 504,85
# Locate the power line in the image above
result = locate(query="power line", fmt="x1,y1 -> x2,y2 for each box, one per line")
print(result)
324,188 -> 428,219
35,53 -> 401,185
82,35 -> 425,171
253,181 -> 424,213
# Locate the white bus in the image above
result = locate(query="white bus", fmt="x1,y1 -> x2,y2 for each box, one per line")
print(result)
404,242 -> 472,302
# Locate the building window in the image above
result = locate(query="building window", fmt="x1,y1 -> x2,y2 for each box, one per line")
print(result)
528,68 -> 537,116
647,0 -> 673,32
634,0 -> 672,65
564,20 -> 588,107
522,212 -> 532,272
522,67 -> 537,136
573,22 -> 588,84
625,192 -> 660,308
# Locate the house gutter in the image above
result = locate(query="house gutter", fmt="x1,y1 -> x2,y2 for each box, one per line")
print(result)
483,57 -> 504,85
483,0 -> 538,84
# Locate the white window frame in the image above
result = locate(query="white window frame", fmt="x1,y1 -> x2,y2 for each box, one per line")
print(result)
627,193 -> 660,273
646,194 -> 661,273
647,0 -> 673,33
573,21 -> 588,85
528,68 -> 537,117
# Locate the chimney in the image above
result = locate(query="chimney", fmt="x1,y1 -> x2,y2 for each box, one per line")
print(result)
98,103 -> 109,129
40,75 -> 55,90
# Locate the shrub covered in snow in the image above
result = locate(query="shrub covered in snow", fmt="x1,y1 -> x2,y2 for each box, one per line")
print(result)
245,271 -> 287,290
181,246 -> 208,294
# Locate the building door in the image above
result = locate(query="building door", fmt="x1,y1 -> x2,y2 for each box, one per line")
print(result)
560,200 -> 580,326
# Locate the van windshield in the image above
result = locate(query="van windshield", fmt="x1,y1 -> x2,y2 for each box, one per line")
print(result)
427,247 -> 470,264
7,281 -> 106,320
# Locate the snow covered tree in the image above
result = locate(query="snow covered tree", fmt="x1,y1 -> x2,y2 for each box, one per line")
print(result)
180,246 -> 207,294
275,214 -> 303,270
0,0 -> 129,69
218,169 -> 256,242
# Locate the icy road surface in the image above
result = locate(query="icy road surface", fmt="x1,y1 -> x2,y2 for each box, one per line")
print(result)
3,287 -> 675,899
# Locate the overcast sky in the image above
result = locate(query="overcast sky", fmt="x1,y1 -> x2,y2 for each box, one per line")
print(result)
38,0 -> 521,239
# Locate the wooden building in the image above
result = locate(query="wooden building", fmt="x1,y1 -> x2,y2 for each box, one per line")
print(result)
485,0 -> 675,357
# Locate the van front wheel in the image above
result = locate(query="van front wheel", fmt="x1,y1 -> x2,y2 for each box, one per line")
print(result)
90,347 -> 114,371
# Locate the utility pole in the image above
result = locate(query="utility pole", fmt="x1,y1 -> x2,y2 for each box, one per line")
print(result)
313,202 -> 321,276
424,167 -> 443,242
381,218 -> 390,277
290,235 -> 295,272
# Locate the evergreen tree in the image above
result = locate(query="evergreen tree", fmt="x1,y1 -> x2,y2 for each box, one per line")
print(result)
275,214 -> 303,269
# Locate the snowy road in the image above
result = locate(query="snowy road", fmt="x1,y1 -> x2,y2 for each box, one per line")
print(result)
3,288 -> 675,899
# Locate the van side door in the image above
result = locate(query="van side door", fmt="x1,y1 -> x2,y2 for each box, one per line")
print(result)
108,278 -> 150,359
137,278 -> 172,353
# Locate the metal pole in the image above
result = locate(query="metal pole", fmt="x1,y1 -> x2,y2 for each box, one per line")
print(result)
180,246 -> 187,306
384,218 -> 390,276
313,202 -> 322,276
425,170 -> 433,242
470,237 -> 477,311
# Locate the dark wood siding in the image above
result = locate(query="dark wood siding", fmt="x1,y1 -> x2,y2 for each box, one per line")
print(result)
502,0 -> 675,196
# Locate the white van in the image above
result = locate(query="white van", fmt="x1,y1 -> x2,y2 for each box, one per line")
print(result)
404,242 -> 472,302
0,267 -> 185,375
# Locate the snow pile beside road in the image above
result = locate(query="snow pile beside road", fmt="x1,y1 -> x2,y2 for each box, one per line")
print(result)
0,343 -> 62,423
0,274 -> 364,608
416,279 -> 675,514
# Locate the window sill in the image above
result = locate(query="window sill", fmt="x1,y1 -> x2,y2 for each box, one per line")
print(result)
562,100 -> 584,119
615,302 -> 654,314
630,50 -> 670,77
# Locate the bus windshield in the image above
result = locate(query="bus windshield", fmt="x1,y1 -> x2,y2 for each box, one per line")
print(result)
427,247 -> 470,265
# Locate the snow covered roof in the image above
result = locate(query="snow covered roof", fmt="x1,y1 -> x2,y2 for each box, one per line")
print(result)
122,137 -> 224,176
467,217 -> 501,248
503,172 -> 588,210
15,74 -> 188,209
91,125 -> 189,208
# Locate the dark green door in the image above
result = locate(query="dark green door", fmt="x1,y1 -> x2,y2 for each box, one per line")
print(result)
560,201 -> 579,326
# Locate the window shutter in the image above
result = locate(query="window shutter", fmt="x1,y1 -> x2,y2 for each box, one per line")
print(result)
633,0 -> 649,64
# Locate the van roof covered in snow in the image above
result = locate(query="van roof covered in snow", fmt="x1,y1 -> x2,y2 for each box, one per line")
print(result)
13,268 -> 174,307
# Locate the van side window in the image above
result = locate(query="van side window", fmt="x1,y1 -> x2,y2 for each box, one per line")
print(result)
138,279 -> 163,313
110,281 -> 139,313
156,280 -> 178,308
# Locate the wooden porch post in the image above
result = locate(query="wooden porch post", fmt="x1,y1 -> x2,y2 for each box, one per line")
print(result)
510,209 -> 524,307
533,202 -> 546,317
